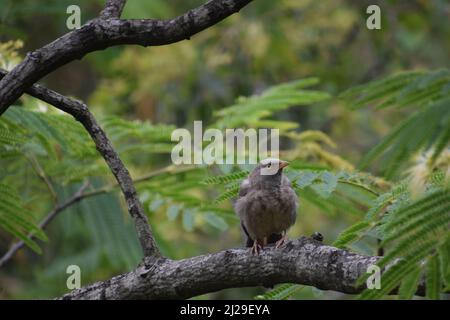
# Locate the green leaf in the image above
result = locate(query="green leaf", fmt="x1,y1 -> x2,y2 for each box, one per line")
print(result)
167,204 -> 181,221
201,171 -> 249,185
182,208 -> 195,232
214,187 -> 240,204
426,255 -> 441,300
311,171 -> 338,198
0,183 -> 47,249
333,221 -> 373,248
438,237 -> 450,289
203,212 -> 228,231
0,216 -> 42,254
340,69 -> 450,175
255,284 -> 303,300
398,267 -> 422,300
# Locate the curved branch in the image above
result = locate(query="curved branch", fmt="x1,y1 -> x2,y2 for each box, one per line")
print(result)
0,0 -> 254,114
74,105 -> 160,257
59,237 -> 424,300
0,69 -> 159,257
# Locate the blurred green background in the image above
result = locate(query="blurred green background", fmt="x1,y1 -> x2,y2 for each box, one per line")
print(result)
0,0 -> 449,299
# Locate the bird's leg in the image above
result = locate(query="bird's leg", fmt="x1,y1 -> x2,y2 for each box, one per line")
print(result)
250,239 -> 263,255
275,231 -> 288,249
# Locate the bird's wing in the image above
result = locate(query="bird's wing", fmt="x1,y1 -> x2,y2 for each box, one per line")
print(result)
282,174 -> 298,206
236,178 -> 254,247
238,178 -> 250,198
281,175 -> 292,187
280,174 -> 299,227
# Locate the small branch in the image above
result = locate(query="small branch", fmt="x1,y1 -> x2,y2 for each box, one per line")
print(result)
81,164 -> 196,198
337,179 -> 380,197
0,112 -> 193,265
24,153 -> 58,203
0,182 -> 89,268
100,0 -> 127,19
58,237 -> 425,300
0,69 -> 160,257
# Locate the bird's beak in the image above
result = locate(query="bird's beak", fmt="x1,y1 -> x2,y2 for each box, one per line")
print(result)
279,160 -> 289,169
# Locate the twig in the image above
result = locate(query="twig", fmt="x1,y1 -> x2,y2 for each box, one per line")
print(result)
337,179 -> 380,197
0,162 -> 196,267
24,153 -> 58,203
49,164 -> 197,203
0,181 -> 89,267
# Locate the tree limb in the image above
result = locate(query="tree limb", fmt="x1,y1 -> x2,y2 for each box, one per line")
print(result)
0,69 -> 160,257
58,237 -> 425,299
0,0 -> 254,115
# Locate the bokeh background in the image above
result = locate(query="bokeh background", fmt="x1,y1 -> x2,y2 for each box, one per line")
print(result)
0,0 -> 449,299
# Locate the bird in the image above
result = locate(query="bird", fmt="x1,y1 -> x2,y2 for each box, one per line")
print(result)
234,158 -> 298,255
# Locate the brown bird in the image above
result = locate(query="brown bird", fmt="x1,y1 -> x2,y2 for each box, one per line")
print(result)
235,158 -> 298,254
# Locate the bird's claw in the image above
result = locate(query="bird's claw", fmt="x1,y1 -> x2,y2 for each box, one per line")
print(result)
250,242 -> 263,255
275,235 -> 288,249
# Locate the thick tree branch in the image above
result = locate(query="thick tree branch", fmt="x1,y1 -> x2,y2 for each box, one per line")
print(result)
0,0 -> 254,115
0,182 -> 89,267
58,237 -> 425,299
100,0 -> 127,19
0,69 -> 159,257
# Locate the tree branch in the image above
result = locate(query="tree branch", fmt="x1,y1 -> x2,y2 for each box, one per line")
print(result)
0,181 -> 89,268
100,0 -> 127,19
0,0 -> 254,115
0,69 -> 160,257
58,237 -> 425,299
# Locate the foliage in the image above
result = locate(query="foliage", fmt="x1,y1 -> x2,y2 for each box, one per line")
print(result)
1,70 -> 449,300
261,70 -> 450,300
1,1 -> 449,300
340,70 -> 450,178
213,78 -> 330,129
0,183 -> 47,253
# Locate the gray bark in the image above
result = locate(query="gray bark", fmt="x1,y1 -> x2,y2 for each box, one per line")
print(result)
100,0 -> 127,19
59,237 -> 388,299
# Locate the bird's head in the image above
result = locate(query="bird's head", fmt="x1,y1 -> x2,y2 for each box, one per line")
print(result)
249,158 -> 289,189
